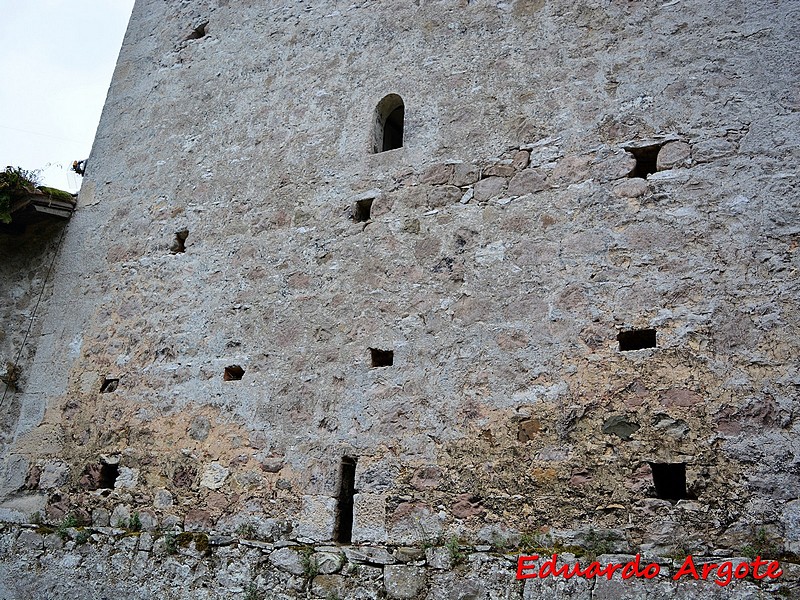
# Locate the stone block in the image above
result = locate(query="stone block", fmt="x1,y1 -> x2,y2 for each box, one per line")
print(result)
473,176 -> 507,201
295,495 -> 336,542
420,163 -> 454,185
507,168 -> 546,196
268,546 -> 306,576
384,565 -> 426,599
39,460 -> 69,489
352,493 -> 388,543
199,462 -> 229,490
656,141 -> 691,171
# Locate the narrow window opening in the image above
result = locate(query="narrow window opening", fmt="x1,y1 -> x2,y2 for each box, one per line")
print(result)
649,462 -> 686,501
354,198 -> 373,223
99,463 -> 120,489
186,22 -> 208,41
100,378 -> 119,393
618,328 -> 656,351
383,106 -> 404,152
626,144 -> 662,178
224,365 -> 245,381
369,348 -> 393,368
171,229 -> 189,253
372,94 -> 405,154
334,457 -> 357,543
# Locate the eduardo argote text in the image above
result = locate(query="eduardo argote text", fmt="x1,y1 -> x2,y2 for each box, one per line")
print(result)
517,553 -> 783,587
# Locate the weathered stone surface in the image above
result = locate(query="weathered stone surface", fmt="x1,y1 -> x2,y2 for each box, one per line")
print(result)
115,466 -> 139,489
411,466 -> 441,491
613,178 -> 649,198
507,168 -> 547,196
550,154 -> 592,185
153,488 -> 173,509
344,546 -> 396,565
199,463 -> 229,490
473,176 -> 507,201
1,1 -> 798,598
39,460 -> 69,489
312,551 -> 343,574
295,495 -> 336,542
268,546 -> 306,575
420,164 -> 454,185
601,415 -> 640,441
451,163 -> 480,186
353,493 -> 388,543
511,150 -> 531,170
657,141 -> 692,171
384,565 -> 426,599
451,494 -> 485,519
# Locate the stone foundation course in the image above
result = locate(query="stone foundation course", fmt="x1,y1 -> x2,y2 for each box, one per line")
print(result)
0,523 -> 796,599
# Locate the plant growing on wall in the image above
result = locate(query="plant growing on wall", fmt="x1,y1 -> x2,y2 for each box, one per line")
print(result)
0,167 -> 39,223
0,166 -> 74,224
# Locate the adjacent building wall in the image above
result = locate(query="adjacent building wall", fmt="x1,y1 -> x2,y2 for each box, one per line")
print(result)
0,0 -> 798,596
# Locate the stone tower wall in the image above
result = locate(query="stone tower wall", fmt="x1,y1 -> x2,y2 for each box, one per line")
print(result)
0,0 -> 799,596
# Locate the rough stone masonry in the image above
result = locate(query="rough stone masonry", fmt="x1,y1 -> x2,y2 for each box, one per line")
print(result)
0,0 -> 798,598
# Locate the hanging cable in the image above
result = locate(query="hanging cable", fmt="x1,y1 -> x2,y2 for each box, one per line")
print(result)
0,223 -> 69,407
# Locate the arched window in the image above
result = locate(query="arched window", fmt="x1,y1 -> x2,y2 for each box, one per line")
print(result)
372,94 -> 404,153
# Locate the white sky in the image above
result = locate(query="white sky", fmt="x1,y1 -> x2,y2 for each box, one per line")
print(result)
0,0 -> 135,193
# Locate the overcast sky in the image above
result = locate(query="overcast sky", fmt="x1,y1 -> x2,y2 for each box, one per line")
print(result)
0,0 -> 135,193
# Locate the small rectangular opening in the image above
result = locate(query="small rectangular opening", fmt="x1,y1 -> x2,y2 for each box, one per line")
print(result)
369,348 -> 393,368
334,457 -> 357,543
354,198 -> 373,223
100,378 -> 119,393
99,463 -> 119,489
171,229 -> 189,253
649,462 -> 687,500
626,144 -> 662,178
224,365 -> 245,381
618,329 -> 656,351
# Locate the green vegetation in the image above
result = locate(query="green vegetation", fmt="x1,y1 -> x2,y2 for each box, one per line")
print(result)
236,522 -> 257,539
446,536 -> 466,565
0,166 -> 73,224
0,166 -> 38,223
300,547 -> 318,580
244,583 -> 259,600
742,527 -> 779,560
37,186 -> 74,202
57,515 -> 79,540
164,533 -> 177,555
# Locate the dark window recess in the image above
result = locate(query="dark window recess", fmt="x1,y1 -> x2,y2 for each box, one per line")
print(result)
370,348 -> 394,368
171,229 -> 189,253
186,22 -> 208,41
649,462 -> 687,501
334,457 -> 357,543
100,378 -> 119,393
224,365 -> 245,381
354,198 -> 373,223
618,329 -> 656,351
99,463 -> 120,489
372,94 -> 405,154
383,106 -> 404,152
626,144 -> 662,178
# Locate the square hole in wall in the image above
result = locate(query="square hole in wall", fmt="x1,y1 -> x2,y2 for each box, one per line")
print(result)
618,329 -> 656,351
354,198 -> 373,223
224,365 -> 245,381
626,144 -> 662,178
171,229 -> 189,253
649,462 -> 687,500
100,378 -> 119,393
369,348 -> 393,368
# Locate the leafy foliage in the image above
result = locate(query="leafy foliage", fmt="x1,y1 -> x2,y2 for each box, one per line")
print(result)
0,166 -> 39,224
